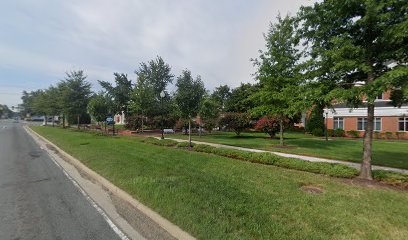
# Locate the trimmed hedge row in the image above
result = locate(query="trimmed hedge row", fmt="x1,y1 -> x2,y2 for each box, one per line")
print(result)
193,144 -> 358,178
143,137 -> 178,147
142,138 -> 408,188
143,137 -> 358,178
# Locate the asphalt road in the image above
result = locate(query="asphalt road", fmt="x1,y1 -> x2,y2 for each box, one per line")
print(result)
0,120 -> 123,240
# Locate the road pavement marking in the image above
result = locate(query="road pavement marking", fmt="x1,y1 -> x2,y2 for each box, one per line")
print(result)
44,149 -> 130,240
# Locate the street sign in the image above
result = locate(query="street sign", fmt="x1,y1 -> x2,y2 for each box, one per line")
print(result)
106,117 -> 114,125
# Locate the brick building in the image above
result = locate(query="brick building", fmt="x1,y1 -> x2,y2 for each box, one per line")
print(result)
324,91 -> 408,138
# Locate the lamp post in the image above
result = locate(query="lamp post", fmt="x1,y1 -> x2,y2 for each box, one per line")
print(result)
160,91 -> 165,139
325,110 -> 329,141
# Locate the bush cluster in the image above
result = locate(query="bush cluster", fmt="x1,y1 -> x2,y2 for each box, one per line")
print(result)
254,116 -> 290,138
334,128 -> 345,137
142,137 -> 178,147
372,170 -> 408,188
347,130 -> 360,138
176,141 -> 196,148
312,128 -> 324,137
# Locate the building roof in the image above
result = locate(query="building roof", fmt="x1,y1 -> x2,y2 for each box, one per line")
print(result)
332,101 -> 407,109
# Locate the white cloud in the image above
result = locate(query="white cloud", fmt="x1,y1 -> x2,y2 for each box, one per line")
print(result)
0,0 -> 313,107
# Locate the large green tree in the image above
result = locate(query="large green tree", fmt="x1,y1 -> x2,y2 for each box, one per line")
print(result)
99,73 -> 132,116
211,85 -> 231,112
175,69 -> 206,146
300,0 -> 408,180
253,15 -> 304,146
199,97 -> 220,133
21,90 -> 43,117
60,70 -> 92,128
32,90 -> 50,124
129,72 -> 156,132
132,56 -> 174,120
46,86 -> 64,126
224,83 -> 259,113
87,92 -> 113,123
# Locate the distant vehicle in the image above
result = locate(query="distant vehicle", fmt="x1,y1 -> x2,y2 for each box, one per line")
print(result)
30,116 -> 44,121
13,117 -> 19,123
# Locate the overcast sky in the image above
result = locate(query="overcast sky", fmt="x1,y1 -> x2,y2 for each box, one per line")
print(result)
0,0 -> 312,107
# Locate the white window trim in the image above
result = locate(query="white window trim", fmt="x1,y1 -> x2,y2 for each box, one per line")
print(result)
357,118 -> 365,131
333,117 -> 344,130
375,117 -> 382,131
375,93 -> 384,101
399,117 -> 408,132
357,117 -> 382,131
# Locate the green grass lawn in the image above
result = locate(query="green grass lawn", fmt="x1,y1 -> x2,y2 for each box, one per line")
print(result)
32,126 -> 408,239
170,131 -> 408,169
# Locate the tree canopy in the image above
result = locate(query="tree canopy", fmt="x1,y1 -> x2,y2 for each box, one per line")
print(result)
299,0 -> 408,179
60,70 -> 92,125
99,73 -> 132,116
252,15 -> 304,145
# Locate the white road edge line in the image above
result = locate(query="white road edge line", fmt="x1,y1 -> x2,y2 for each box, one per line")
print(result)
41,144 -> 130,240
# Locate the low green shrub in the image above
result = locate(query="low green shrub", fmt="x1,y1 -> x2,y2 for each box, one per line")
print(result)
347,130 -> 360,138
143,137 -> 178,147
373,170 -> 408,188
385,132 -> 393,139
273,158 -> 358,177
312,128 -> 324,137
395,132 -> 405,140
334,128 -> 345,137
194,144 -> 217,153
327,129 -> 335,137
176,141 -> 195,148
251,152 -> 281,164
212,148 -> 254,160
143,140 -> 359,178
374,131 -> 382,139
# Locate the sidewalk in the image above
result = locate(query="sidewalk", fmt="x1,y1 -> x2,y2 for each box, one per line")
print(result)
164,137 -> 408,175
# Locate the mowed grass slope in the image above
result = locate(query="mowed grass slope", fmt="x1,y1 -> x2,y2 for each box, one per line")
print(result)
32,126 -> 408,239
171,132 -> 408,169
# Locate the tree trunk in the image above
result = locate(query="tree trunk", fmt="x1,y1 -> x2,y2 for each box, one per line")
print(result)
52,116 -> 55,127
104,121 -> 107,134
44,115 -> 48,126
141,114 -> 144,133
62,114 -> 65,128
113,123 -> 115,136
77,115 -> 80,130
360,103 -> 374,180
188,118 -> 192,148
279,118 -> 284,146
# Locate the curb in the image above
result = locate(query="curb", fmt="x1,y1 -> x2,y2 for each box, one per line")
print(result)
25,126 -> 195,240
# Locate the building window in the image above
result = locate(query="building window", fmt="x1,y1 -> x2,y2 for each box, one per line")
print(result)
399,117 -> 408,132
376,93 -> 383,100
357,117 -> 381,131
375,118 -> 381,131
357,118 -> 365,131
333,117 -> 344,130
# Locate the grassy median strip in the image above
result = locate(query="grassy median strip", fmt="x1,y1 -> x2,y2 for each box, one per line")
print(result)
32,126 -> 408,239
